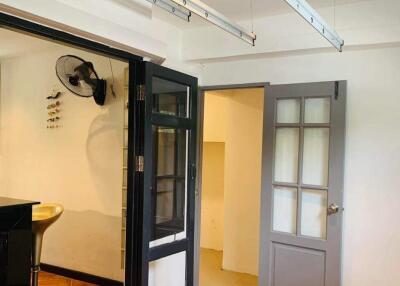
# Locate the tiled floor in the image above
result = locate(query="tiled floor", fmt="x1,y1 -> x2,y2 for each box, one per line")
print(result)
39,272 -> 97,286
199,248 -> 258,286
40,249 -> 257,286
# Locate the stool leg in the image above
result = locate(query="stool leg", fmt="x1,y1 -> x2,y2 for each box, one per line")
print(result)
31,232 -> 44,286
32,265 -> 40,286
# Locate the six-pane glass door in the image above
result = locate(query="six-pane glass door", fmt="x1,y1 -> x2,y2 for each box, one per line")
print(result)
272,97 -> 331,239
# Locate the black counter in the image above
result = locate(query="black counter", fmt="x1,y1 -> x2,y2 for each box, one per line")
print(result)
0,197 -> 39,209
0,197 -> 39,286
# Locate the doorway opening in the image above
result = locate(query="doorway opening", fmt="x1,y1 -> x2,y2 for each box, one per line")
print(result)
199,87 -> 264,286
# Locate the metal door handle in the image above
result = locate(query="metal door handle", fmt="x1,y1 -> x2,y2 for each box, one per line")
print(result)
327,204 -> 341,216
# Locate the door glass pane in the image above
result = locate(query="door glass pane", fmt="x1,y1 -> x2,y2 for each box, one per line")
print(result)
149,251 -> 186,286
152,77 -> 189,118
276,99 -> 301,123
152,126 -> 188,242
304,98 -> 330,123
302,128 -> 330,186
273,187 -> 297,234
301,189 -> 327,239
274,128 -> 299,183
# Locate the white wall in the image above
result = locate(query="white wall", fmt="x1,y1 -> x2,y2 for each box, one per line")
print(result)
0,39 -> 127,280
200,142 -> 225,251
222,89 -> 264,276
199,46 -> 400,286
200,91 -> 228,251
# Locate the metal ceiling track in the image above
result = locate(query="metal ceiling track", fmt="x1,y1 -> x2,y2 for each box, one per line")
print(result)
146,0 -> 191,21
146,0 -> 256,46
147,0 -> 344,50
284,0 -> 344,51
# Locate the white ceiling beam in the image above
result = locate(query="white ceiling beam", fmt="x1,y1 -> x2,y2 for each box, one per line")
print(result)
284,0 -> 344,51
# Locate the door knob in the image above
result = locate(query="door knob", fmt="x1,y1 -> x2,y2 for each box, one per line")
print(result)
327,204 -> 341,216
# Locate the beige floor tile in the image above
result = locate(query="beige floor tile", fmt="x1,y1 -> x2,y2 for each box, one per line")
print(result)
200,248 -> 258,286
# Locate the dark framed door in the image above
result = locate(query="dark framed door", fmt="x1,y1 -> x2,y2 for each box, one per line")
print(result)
259,81 -> 346,286
126,61 -> 197,286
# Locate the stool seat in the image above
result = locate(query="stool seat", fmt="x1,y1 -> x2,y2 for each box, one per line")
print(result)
32,203 -> 63,227
31,203 -> 63,286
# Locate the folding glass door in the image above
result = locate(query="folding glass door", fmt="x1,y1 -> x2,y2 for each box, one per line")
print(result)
126,62 -> 197,286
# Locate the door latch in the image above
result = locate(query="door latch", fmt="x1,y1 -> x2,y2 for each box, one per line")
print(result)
327,203 -> 343,216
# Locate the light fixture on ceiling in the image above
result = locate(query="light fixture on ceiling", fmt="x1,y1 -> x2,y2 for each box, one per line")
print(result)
147,0 -> 256,46
145,0 -> 191,21
284,0 -> 344,51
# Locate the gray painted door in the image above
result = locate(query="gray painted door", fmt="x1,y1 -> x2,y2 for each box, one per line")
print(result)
259,81 -> 346,286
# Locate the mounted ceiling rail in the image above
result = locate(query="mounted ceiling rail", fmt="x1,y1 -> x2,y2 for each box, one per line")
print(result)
145,0 -> 191,21
284,0 -> 344,51
172,0 -> 256,46
147,0 -> 256,45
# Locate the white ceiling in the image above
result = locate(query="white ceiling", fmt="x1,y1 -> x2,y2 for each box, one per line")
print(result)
198,0 -> 368,20
153,0 -> 370,28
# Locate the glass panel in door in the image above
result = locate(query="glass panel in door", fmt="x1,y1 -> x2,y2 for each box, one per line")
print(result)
152,77 -> 189,117
273,186 -> 297,234
302,128 -> 330,186
274,128 -> 299,183
304,97 -> 331,123
151,126 -> 188,244
276,99 -> 301,123
300,189 -> 328,239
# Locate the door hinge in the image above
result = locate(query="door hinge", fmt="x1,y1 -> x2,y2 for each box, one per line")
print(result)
137,85 -> 145,101
136,155 -> 144,172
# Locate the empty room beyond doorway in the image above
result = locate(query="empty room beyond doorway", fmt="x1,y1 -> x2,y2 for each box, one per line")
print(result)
199,88 -> 264,286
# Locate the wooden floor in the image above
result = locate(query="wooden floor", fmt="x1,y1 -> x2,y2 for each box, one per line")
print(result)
200,248 -> 258,286
39,272 -> 97,286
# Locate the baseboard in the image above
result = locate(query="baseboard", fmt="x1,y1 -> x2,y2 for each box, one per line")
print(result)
40,263 -> 124,286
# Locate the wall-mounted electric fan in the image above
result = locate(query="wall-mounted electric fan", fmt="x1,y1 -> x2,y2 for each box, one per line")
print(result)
55,55 -> 107,106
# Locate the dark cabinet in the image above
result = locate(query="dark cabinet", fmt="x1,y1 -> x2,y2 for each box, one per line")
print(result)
0,232 -> 7,284
0,198 -> 39,286
0,230 -> 32,286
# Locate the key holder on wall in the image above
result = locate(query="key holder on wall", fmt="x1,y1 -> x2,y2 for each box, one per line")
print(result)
46,88 -> 63,129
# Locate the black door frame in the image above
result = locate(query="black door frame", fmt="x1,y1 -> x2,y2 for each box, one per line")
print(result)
133,62 -> 198,286
0,11 -> 143,286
